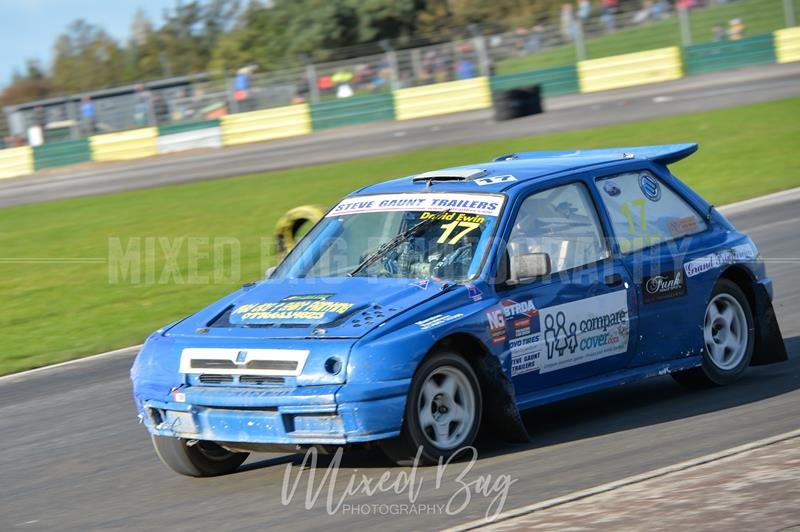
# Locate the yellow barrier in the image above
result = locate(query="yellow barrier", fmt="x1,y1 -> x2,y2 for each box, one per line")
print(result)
394,77 -> 491,121
578,47 -> 682,93
90,128 -> 158,162
775,27 -> 800,64
0,146 -> 34,179
220,105 -> 311,146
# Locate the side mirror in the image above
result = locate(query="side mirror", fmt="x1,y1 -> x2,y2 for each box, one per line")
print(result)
265,266 -> 276,278
508,252 -> 551,285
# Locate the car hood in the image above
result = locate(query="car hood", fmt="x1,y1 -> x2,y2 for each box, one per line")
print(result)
166,277 -> 453,340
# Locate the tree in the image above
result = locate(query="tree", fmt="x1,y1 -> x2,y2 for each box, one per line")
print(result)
51,20 -> 127,92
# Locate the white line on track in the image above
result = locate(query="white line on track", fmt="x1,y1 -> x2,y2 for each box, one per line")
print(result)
0,344 -> 141,384
446,428 -> 800,531
2,186 -> 799,384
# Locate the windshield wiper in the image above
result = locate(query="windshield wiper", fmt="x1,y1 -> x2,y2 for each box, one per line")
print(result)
347,211 -> 451,277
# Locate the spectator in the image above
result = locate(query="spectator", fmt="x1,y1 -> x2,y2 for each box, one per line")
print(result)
578,0 -> 592,23
456,58 -> 476,80
80,95 -> 96,135
524,25 -> 546,53
560,3 -> 575,42
601,0 -> 618,32
727,18 -> 745,40
713,23 -> 727,41
651,0 -> 670,19
133,84 -> 151,126
633,0 -> 654,24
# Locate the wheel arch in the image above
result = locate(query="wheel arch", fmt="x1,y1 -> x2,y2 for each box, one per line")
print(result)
429,333 -> 530,443
718,265 -> 787,366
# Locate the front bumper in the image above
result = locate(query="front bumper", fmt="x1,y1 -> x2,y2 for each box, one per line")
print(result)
141,380 -> 410,445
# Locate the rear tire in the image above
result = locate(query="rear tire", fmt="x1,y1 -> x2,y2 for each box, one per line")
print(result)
380,351 -> 482,466
151,435 -> 249,477
672,278 -> 754,389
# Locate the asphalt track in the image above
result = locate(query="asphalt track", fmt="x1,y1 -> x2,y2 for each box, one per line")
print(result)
1,197 -> 798,530
1,62 -> 800,208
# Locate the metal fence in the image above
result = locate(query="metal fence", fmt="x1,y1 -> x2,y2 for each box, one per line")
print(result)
3,0 -> 797,146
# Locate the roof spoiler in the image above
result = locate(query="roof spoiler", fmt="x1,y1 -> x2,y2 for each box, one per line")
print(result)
494,143 -> 698,166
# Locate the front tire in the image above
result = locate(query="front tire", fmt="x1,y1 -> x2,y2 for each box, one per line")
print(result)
381,351 -> 482,466
672,278 -> 754,389
151,435 -> 249,477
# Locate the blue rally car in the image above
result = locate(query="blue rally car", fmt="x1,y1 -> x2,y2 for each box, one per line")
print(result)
131,144 -> 787,476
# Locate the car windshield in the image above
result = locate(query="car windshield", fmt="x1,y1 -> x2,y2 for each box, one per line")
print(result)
273,192 -> 505,281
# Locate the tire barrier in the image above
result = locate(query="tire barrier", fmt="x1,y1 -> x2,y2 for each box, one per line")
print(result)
310,92 -> 396,131
90,128 -> 159,162
578,47 -> 683,93
0,146 -> 34,179
683,33 -> 776,75
493,85 -> 543,121
33,139 -> 92,171
273,205 -> 326,257
220,104 -> 311,146
490,65 -> 579,97
393,77 -> 492,121
775,26 -> 800,64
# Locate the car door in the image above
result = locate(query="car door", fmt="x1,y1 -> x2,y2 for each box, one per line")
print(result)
493,180 -> 639,396
592,168 -> 709,365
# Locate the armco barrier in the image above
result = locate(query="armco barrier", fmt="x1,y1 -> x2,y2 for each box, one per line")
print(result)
578,47 -> 683,93
33,139 -> 92,171
489,65 -> 579,97
90,128 -> 158,162
220,104 -> 311,146
157,126 -> 223,154
310,92 -> 395,131
683,33 -> 776,75
775,26 -> 800,63
393,77 -> 491,121
0,146 -> 34,179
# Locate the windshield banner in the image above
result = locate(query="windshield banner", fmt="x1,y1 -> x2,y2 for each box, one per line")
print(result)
326,193 -> 505,218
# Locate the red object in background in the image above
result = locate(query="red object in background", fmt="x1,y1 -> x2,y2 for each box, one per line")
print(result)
318,76 -> 333,90
234,90 -> 249,101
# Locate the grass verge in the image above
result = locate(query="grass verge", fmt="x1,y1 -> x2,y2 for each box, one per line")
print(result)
1,96 -> 798,375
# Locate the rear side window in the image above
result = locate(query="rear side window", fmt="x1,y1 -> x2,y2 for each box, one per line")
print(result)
595,171 -> 706,253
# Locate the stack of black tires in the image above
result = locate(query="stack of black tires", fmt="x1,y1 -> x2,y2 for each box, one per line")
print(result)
493,84 -> 543,121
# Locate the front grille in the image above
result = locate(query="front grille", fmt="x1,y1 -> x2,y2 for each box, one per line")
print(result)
190,359 -> 297,371
239,375 -> 285,386
198,374 -> 234,384
246,360 -> 297,371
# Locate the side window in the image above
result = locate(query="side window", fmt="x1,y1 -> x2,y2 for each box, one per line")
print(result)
508,182 -> 609,274
596,171 -> 707,253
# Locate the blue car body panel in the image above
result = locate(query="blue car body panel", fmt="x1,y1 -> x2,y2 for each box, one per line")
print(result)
131,144 -> 785,446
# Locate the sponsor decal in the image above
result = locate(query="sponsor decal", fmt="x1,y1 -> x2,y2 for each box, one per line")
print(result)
327,193 -> 505,218
281,293 -> 334,302
642,270 -> 687,303
684,243 -> 757,278
638,174 -> 661,202
474,175 -> 517,186
230,300 -> 354,323
510,336 -> 541,377
667,216 -> 699,237
410,279 -> 431,290
466,283 -> 483,302
539,291 -> 630,374
486,308 -> 507,344
603,180 -> 621,197
490,298 -> 543,377
416,313 -> 464,330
